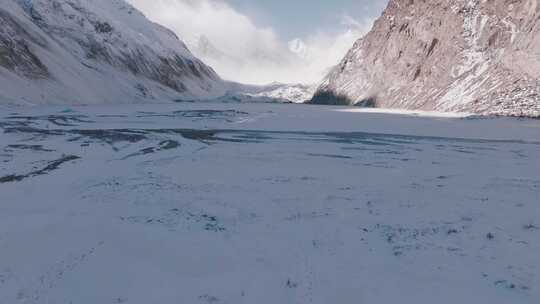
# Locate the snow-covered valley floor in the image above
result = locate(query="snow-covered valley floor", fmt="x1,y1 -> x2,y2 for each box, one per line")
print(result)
0,103 -> 539,303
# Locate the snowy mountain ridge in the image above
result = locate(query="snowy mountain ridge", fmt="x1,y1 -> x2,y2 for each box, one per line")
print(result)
312,0 -> 540,117
236,82 -> 315,104
0,0 -> 228,105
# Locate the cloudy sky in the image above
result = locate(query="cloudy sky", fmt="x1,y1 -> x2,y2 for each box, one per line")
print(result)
128,0 -> 388,85
226,0 -> 387,40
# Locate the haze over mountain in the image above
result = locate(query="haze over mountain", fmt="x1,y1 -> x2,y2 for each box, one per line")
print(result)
127,0 -> 377,85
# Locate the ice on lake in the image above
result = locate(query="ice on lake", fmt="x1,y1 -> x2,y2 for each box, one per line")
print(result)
1,103 -> 539,303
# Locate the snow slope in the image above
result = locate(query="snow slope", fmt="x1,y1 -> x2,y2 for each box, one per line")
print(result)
1,103 -> 539,303
312,0 -> 540,117
0,0 -> 228,105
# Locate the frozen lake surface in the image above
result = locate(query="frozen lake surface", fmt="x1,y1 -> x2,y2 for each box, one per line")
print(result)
1,103 -> 539,303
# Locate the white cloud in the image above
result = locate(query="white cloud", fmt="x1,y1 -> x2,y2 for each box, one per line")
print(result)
290,16 -> 375,82
127,0 -> 374,85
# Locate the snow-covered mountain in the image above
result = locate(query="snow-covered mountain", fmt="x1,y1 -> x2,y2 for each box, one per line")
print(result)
311,0 -> 540,117
234,82 -> 315,104
0,0 -> 228,105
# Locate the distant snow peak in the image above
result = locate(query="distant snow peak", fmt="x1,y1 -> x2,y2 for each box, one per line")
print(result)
248,83 -> 315,104
224,82 -> 316,104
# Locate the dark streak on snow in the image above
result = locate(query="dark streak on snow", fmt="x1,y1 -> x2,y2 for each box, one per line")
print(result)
5,114 -> 95,126
5,125 -> 540,147
122,140 -> 180,160
5,144 -> 54,152
0,155 -> 80,183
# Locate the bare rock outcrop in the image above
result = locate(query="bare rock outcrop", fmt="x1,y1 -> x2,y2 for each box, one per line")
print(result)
312,0 -> 540,116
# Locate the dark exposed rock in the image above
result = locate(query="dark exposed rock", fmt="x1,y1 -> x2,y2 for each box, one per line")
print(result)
0,155 -> 80,183
0,8 -> 49,78
94,21 -> 112,34
309,90 -> 353,106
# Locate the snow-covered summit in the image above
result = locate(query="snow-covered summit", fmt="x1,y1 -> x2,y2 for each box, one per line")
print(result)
0,0 -> 228,105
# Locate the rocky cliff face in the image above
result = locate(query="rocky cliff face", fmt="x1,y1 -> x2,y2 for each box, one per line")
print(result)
312,0 -> 540,116
0,0 -> 227,105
